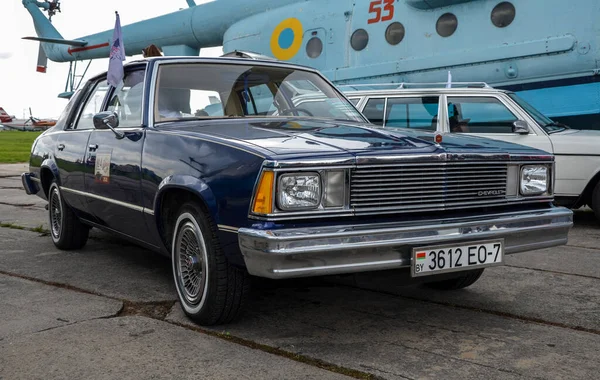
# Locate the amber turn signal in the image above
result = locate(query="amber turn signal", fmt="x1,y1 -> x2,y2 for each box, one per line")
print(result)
252,171 -> 274,214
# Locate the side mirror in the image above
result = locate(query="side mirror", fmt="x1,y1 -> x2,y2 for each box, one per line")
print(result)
512,120 -> 529,135
92,111 -> 124,139
93,111 -> 119,129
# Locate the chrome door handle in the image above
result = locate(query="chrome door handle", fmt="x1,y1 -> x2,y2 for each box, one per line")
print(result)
57,144 -> 65,151
88,144 -> 98,151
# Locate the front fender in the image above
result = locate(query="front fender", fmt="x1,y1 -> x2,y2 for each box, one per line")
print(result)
154,174 -> 219,223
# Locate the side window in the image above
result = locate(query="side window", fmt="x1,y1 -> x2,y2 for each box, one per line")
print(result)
54,89 -> 83,130
107,70 -> 145,127
190,90 -> 224,117
362,98 -> 385,125
245,84 -> 277,116
446,97 -> 518,133
348,98 -> 361,106
73,80 -> 109,130
386,97 -> 440,130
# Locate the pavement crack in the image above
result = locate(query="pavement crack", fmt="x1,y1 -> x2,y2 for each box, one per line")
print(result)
0,201 -> 36,207
165,319 -> 381,379
504,264 -> 600,280
117,300 -> 176,320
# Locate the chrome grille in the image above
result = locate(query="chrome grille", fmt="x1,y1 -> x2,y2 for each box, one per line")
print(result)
350,162 -> 508,213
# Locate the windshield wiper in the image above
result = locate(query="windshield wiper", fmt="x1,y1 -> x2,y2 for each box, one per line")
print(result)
544,121 -> 569,133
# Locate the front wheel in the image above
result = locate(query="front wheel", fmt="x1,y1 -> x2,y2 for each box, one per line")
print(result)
423,268 -> 485,290
171,202 -> 249,325
591,181 -> 600,221
48,181 -> 89,250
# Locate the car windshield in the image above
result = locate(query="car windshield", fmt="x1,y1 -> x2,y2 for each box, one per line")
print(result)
154,63 -> 365,123
507,93 -> 567,133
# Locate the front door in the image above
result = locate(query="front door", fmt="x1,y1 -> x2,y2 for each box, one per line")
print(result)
444,95 -> 554,153
84,69 -> 153,244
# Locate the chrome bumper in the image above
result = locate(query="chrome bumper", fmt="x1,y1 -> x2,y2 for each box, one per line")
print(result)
21,172 -> 39,195
238,207 -> 573,279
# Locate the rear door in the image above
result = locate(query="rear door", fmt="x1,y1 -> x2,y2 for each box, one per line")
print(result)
54,79 -> 109,219
84,69 -> 153,244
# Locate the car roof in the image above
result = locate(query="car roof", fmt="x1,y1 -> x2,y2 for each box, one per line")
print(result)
124,56 -> 319,73
342,87 -> 512,96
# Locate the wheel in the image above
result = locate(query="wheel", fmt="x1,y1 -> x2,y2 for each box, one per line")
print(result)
423,268 -> 485,290
591,181 -> 600,221
48,181 -> 89,250
172,202 -> 249,325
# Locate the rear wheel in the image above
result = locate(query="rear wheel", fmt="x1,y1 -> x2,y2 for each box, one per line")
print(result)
171,202 -> 249,325
423,268 -> 485,290
48,181 -> 89,250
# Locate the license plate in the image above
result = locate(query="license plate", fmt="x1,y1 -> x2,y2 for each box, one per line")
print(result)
412,239 -> 504,277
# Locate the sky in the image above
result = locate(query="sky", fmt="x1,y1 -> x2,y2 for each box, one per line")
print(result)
0,0 -> 222,120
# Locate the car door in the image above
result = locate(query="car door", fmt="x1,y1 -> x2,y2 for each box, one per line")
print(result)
444,95 -> 554,153
84,69 -> 153,244
54,79 -> 109,219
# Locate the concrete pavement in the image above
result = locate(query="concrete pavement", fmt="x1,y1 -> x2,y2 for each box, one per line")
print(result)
1,162 -> 599,379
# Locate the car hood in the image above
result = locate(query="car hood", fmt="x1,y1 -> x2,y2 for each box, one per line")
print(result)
159,118 -> 551,159
549,129 -> 600,155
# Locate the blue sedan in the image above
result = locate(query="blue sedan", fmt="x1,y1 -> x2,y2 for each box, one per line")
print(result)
21,56 -> 572,325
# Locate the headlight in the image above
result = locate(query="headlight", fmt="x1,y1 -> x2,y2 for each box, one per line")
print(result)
520,165 -> 548,195
278,173 -> 321,210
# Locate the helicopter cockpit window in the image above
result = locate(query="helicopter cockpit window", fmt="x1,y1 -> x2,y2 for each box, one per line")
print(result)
153,63 -> 364,123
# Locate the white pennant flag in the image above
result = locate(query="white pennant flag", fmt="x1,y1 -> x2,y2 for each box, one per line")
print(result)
107,12 -> 126,88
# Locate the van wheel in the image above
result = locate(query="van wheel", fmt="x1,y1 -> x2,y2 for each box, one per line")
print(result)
48,181 -> 89,250
424,269 -> 485,290
171,202 -> 249,325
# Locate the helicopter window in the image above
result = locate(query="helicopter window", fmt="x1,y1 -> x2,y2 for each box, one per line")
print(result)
351,29 -> 369,51
491,2 -> 516,28
385,22 -> 405,45
73,79 -> 109,130
306,37 -> 323,58
436,13 -> 458,37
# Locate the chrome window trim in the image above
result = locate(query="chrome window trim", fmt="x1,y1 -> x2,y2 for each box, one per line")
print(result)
60,186 -> 154,215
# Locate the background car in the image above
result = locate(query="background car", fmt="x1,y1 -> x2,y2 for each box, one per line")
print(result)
343,83 -> 600,219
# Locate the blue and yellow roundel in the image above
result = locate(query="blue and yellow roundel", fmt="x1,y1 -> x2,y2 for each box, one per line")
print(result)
270,18 -> 303,60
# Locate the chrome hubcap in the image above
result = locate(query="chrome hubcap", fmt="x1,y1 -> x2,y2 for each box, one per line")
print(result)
175,221 -> 206,305
49,188 -> 62,239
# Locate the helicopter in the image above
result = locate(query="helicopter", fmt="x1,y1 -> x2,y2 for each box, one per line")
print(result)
21,0 -> 600,130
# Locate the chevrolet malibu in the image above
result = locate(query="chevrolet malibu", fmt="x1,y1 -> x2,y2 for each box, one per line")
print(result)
22,57 -> 573,325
